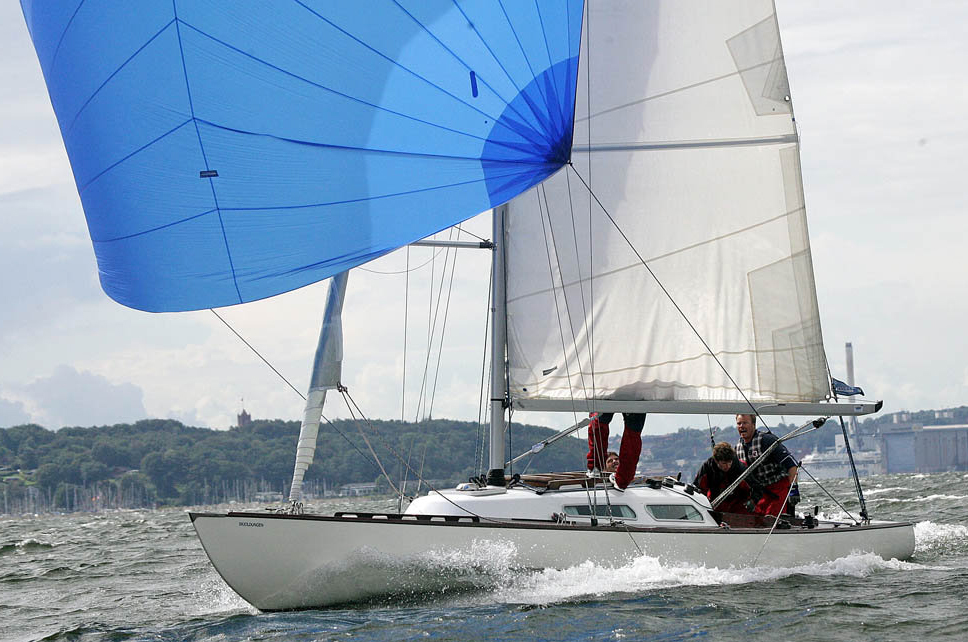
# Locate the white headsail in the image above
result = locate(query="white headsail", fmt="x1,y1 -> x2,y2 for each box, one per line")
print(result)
505,1 -> 830,410
288,271 -> 349,503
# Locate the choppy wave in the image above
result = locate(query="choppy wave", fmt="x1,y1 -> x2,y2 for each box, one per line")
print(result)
871,494 -> 968,504
0,538 -> 54,555
4,472 -> 968,641
495,552 -> 926,605
864,486 -> 907,496
914,521 -> 968,554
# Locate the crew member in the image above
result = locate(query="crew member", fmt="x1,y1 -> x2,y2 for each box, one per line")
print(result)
586,412 -> 645,489
735,413 -> 798,516
693,442 -> 759,514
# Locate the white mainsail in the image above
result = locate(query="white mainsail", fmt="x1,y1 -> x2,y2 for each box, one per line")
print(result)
505,0 -> 829,408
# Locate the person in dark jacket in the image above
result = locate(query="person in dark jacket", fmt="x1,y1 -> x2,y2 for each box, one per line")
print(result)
735,414 -> 798,516
693,442 -> 759,514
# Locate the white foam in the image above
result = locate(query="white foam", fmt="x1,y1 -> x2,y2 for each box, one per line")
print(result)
914,521 -> 968,554
864,486 -> 906,496
871,494 -> 968,504
495,552 -> 923,605
189,573 -> 256,615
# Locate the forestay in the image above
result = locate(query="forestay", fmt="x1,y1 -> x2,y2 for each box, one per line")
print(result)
505,1 -> 830,408
22,0 -> 583,312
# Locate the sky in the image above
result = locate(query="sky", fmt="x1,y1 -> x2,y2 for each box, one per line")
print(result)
1,2 -> 966,438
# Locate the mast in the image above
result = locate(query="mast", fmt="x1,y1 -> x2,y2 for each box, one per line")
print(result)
486,204 -> 509,487
288,271 -> 349,505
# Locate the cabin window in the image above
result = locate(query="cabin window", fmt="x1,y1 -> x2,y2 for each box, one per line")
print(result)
646,504 -> 704,522
563,504 -> 636,519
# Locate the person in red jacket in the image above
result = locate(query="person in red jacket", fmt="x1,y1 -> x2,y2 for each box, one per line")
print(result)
693,442 -> 759,514
586,412 -> 645,489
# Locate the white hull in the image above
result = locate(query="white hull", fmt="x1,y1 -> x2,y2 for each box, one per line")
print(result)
192,484 -> 914,610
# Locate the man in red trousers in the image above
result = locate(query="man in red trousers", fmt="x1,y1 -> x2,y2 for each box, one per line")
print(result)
586,412 -> 645,489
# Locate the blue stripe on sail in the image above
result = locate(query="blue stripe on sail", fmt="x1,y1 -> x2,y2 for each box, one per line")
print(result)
21,0 -> 584,312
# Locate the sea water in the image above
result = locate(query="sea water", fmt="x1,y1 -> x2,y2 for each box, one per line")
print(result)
2,471 -> 967,641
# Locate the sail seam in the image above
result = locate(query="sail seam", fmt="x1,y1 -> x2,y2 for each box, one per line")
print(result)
91,208 -> 218,243
516,340 -> 827,387
47,0 -> 88,74
578,57 -> 784,122
492,1 -> 557,144
290,1 -> 550,149
216,168 -> 536,212
64,20 -> 176,135
392,1 -> 551,148
568,164 -> 768,424
533,0 -> 567,130
189,117 -> 552,164
506,207 -> 803,304
77,119 -> 192,193
173,3 -> 242,305
572,134 -> 798,152
178,20 -> 531,150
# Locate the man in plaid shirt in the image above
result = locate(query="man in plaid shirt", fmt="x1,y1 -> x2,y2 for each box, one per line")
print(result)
735,414 -> 798,516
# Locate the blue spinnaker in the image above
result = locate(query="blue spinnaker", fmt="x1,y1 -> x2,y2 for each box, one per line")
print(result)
22,0 -> 583,312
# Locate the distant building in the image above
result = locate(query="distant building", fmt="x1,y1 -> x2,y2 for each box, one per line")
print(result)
916,425 -> 968,473
237,408 -> 252,429
881,424 -> 968,473
340,482 -> 378,496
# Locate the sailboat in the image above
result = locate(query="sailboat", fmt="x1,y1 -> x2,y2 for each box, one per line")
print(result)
23,0 -> 913,611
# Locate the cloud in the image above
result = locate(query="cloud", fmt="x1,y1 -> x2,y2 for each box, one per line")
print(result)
18,365 -> 147,429
0,392 -> 30,427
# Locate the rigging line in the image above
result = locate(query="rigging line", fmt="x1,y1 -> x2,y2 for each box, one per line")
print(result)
339,388 -> 401,496
340,386 -> 511,524
836,414 -> 870,520
583,0 -> 596,407
208,309 -> 385,475
563,167 -> 594,403
400,433 -> 418,505
415,443 -> 428,496
428,227 -> 462,417
358,246 -> 444,275
538,181 -> 593,406
454,224 -> 487,243
402,245 -> 410,421
503,208 -> 802,305
567,164 -> 771,432
414,231 -> 455,421
476,267 -> 494,474
707,415 -> 716,453
535,185 -> 584,429
798,465 -> 860,525
752,469 -> 799,567
209,309 -> 304,401
414,240 -> 439,420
